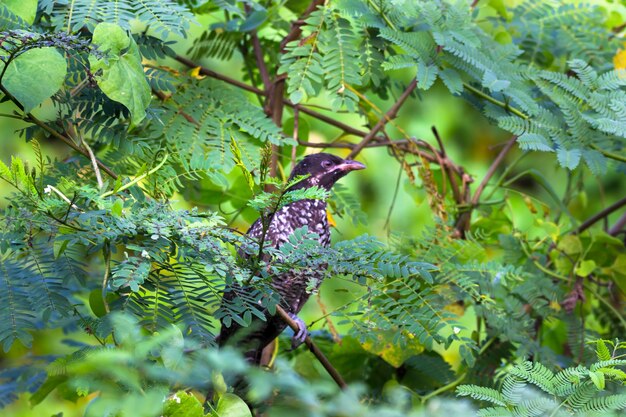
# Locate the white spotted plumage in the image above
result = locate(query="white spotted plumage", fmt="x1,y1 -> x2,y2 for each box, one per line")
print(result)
218,153 -> 365,363
247,199 -> 330,248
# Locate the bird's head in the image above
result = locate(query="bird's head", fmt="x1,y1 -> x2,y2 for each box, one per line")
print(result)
288,153 -> 366,190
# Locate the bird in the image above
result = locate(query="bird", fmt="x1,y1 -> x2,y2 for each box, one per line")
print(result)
218,152 -> 366,363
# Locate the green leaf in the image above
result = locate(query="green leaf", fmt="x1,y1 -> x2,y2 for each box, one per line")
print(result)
163,391 -> 205,417
2,48 -> 67,112
111,198 -> 124,217
596,340 -> 611,362
439,68 -> 463,95
30,374 -> 68,406
89,22 -> 151,125
575,259 -> 596,277
240,10 -> 267,31
556,148 -> 581,170
89,289 -> 107,318
214,393 -> 251,417
289,89 -> 304,104
483,70 -> 510,92
416,60 -> 438,90
2,0 -> 37,24
557,235 -> 582,256
488,0 -> 509,19
589,370 -> 605,390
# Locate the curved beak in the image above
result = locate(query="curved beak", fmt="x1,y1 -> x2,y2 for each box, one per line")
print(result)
336,159 -> 366,172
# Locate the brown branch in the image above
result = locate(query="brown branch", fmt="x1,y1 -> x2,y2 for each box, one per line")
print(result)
471,136 -> 517,206
176,55 -> 262,95
455,135 -> 517,235
609,211 -> 626,236
174,55 -> 375,138
275,305 -> 347,389
575,195 -> 626,235
432,126 -> 463,205
268,0 -> 325,178
347,79 -> 417,159
296,105 -> 370,137
0,83 -> 118,179
153,88 -> 200,126
251,32 -> 271,91
28,114 -> 118,179
279,1 -> 325,52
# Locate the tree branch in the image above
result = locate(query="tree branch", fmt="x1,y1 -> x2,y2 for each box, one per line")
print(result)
347,79 -> 417,159
174,55 -> 377,138
251,34 -> 271,90
609,211 -> 626,237
275,305 -> 347,389
574,195 -> 626,235
455,135 -> 517,235
27,113 -> 118,179
471,136 -> 518,206
0,83 -> 118,179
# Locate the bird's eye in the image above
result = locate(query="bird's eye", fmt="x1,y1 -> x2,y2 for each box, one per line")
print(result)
321,160 -> 333,168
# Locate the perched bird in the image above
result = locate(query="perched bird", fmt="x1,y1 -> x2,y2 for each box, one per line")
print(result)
219,153 -> 365,363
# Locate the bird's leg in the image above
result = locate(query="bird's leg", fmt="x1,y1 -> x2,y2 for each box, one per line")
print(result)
289,313 -> 308,349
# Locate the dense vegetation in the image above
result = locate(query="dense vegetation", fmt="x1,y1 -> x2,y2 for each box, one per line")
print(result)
1,0 -> 626,416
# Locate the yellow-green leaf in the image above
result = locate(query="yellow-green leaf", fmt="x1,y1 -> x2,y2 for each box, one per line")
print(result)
2,0 -> 37,24
214,393 -> 251,417
575,259 -> 596,277
557,235 -> 582,255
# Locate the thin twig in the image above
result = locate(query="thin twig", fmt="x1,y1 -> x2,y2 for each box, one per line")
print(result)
44,185 -> 81,211
347,79 -> 417,159
0,84 -> 118,179
431,126 -> 446,158
275,305 -> 347,389
251,31 -> 271,91
100,153 -> 169,198
574,195 -> 626,235
454,135 -> 517,235
81,134 -> 104,189
291,107 -> 299,171
471,136 -> 517,206
102,241 -> 111,314
174,56 -> 375,138
279,0 -> 326,52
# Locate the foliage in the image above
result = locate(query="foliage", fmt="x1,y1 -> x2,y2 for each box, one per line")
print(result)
0,0 -> 625,416
457,339 -> 626,416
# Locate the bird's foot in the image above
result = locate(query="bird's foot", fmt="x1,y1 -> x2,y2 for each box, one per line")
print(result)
289,313 -> 308,349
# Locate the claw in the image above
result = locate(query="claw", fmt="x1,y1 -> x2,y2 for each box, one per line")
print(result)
289,313 -> 308,349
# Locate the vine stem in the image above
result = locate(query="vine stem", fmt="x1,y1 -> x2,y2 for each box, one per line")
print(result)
81,134 -> 104,189
100,153 -> 169,198
590,144 -> 626,164
275,304 -> 348,389
463,83 -> 529,120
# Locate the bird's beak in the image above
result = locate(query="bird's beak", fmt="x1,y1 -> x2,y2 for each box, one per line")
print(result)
336,159 -> 366,172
